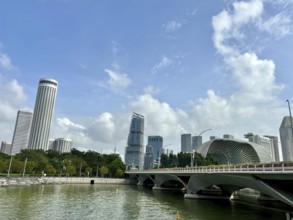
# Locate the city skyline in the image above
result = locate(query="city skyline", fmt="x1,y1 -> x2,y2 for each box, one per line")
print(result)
0,1 -> 293,158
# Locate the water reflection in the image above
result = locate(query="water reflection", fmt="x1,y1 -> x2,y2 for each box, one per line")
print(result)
0,184 -> 292,220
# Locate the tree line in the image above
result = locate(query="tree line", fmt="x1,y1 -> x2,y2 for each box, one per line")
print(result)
0,148 -> 125,178
159,152 -> 218,168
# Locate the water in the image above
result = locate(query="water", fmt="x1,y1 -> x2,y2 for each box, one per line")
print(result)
0,184 -> 292,220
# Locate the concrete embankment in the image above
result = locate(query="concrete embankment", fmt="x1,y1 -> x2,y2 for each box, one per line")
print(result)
0,177 -> 137,186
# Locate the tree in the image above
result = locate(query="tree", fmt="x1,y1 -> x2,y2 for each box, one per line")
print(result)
85,167 -> 93,176
160,154 -> 169,168
46,164 -> 57,175
177,152 -> 191,167
115,168 -> 124,178
99,166 -> 109,177
66,165 -> 76,176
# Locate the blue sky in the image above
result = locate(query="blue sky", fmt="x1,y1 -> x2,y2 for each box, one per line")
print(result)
0,0 -> 293,158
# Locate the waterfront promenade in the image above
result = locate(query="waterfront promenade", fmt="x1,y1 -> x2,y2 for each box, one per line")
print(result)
0,176 -> 136,186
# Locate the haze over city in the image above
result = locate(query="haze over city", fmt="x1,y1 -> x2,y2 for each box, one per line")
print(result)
0,0 -> 293,158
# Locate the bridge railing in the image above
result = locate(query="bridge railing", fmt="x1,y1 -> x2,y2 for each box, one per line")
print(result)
127,163 -> 293,174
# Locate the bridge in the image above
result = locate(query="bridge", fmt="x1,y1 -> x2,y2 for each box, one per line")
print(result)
126,164 -> 293,207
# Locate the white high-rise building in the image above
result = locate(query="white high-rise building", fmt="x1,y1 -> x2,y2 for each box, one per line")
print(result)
53,138 -> 72,153
244,132 -> 274,161
28,78 -> 58,150
11,110 -> 33,155
264,135 -> 280,162
0,141 -> 12,155
181,134 -> 191,153
280,116 -> 293,161
125,113 -> 144,170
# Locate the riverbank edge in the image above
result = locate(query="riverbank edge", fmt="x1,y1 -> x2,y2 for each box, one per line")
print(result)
0,177 -> 138,186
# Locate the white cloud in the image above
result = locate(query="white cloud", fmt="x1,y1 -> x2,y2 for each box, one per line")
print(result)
0,53 -> 13,70
143,85 -> 161,95
130,94 -> 188,138
259,12 -> 291,39
162,20 -> 184,32
151,56 -> 173,74
185,0 -> 287,146
57,117 -> 85,130
212,0 -> 263,56
88,112 -> 115,143
0,76 -> 27,142
104,68 -> 131,91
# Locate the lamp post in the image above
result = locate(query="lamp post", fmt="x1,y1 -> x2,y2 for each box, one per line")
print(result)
7,156 -> 13,177
22,158 -> 27,177
191,129 -> 212,167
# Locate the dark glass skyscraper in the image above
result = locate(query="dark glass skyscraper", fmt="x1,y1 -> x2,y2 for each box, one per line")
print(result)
125,112 -> 144,170
28,78 -> 58,150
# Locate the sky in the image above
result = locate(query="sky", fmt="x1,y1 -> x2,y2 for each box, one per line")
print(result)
1,0 -> 293,159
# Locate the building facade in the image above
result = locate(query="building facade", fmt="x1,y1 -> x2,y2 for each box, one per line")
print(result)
244,132 -> 275,161
280,116 -> 293,161
147,136 -> 163,165
144,145 -> 153,169
264,135 -> 280,162
192,136 -> 202,152
53,138 -> 72,153
28,78 -> 58,150
11,110 -> 33,155
125,113 -> 144,170
197,138 -> 273,164
0,141 -> 12,155
181,134 -> 191,153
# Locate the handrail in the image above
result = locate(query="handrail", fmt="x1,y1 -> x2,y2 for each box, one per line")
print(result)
126,163 -> 293,174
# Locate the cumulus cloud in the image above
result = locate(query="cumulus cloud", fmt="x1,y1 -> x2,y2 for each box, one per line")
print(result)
143,85 -> 161,95
130,94 -> 188,138
0,76 -> 26,120
188,0 -> 287,140
104,68 -> 131,92
151,56 -> 173,74
0,53 -> 14,70
88,112 -> 115,143
53,117 -> 91,148
162,20 -> 184,32
57,117 -> 85,130
0,76 -> 27,142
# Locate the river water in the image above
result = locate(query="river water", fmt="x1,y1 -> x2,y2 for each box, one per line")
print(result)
0,184 -> 292,220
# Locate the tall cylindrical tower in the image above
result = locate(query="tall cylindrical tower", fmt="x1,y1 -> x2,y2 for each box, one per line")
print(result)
28,78 -> 58,150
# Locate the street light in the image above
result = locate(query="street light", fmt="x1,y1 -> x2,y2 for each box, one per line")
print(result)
191,129 -> 212,167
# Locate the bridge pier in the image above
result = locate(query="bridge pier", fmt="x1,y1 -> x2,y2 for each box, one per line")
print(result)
127,168 -> 293,207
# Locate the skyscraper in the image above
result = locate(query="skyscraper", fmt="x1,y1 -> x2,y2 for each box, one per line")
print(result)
53,138 -> 72,153
280,116 -> 293,161
125,112 -> 144,170
181,134 -> 191,153
192,136 -> 202,152
264,135 -> 280,162
0,141 -> 12,155
148,135 -> 163,164
244,132 -> 274,161
11,110 -> 33,155
28,78 -> 58,150
144,145 -> 153,169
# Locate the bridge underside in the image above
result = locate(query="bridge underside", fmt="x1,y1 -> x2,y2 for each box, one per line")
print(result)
135,173 -> 293,207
